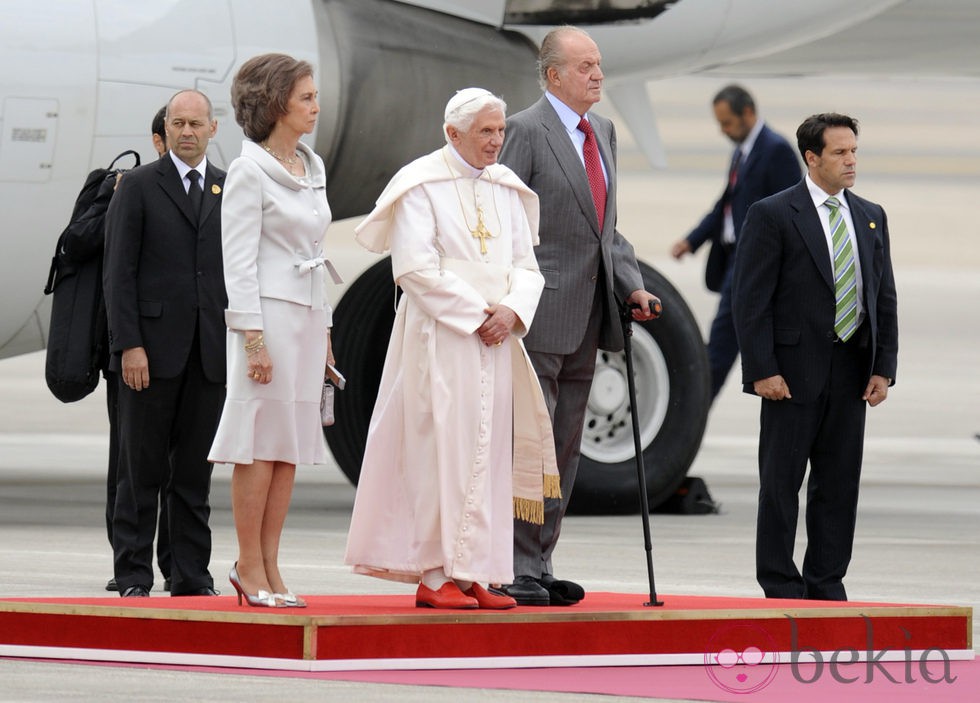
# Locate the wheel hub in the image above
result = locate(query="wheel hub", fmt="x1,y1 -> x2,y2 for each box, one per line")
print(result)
589,366 -> 628,416
581,325 -> 670,464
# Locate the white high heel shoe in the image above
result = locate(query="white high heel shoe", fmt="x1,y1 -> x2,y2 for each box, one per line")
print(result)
274,591 -> 307,608
229,562 -> 279,608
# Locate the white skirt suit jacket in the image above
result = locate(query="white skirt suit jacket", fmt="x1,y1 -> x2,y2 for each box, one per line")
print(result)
208,139 -> 337,466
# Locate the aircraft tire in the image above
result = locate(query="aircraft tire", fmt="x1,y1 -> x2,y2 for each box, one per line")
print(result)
325,257 -> 395,485
568,262 -> 711,514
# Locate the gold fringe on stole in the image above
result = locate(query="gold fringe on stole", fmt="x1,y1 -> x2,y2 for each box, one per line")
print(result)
511,338 -> 560,523
514,496 -> 545,525
543,472 -> 561,500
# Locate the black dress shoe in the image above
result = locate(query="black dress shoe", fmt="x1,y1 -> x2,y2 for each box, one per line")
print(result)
489,575 -> 549,606
120,585 -> 150,598
539,574 -> 585,605
106,577 -> 118,592
172,586 -> 219,596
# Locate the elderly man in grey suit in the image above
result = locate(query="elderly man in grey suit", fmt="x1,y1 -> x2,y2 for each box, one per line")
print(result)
494,26 -> 660,606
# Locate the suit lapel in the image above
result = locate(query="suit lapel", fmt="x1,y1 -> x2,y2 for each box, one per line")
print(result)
157,155 -> 199,227
158,154 -> 224,228
845,190 -> 876,291
790,182 -> 835,291
200,163 -> 224,227
537,98 -> 603,237
738,127 -> 767,184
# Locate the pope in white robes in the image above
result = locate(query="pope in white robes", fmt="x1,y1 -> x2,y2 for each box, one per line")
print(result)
344,89 -> 558,609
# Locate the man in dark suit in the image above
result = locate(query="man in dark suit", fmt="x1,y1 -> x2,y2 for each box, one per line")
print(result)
495,26 -> 660,606
732,113 -> 898,601
104,89 -> 227,597
91,106 -> 173,593
672,85 -> 800,400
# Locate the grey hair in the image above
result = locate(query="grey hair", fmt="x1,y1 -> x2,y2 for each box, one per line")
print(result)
536,26 -> 591,91
442,92 -> 507,143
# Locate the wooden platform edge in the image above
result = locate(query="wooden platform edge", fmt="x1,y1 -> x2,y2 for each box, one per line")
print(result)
0,599 -> 971,629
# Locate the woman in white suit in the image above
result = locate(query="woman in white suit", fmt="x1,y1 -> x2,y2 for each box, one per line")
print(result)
209,53 -> 337,608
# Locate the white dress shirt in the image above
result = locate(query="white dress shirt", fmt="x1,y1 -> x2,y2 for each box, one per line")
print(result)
169,151 -> 207,193
544,91 -> 609,186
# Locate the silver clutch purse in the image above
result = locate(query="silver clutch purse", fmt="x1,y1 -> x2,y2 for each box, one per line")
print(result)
321,364 -> 346,426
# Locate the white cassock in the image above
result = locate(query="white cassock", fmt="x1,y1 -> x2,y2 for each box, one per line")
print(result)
344,145 -> 547,585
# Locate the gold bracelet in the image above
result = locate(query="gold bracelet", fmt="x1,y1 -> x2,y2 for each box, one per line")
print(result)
245,342 -> 265,355
244,333 -> 265,352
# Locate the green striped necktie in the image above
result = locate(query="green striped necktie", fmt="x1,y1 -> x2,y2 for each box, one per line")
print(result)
826,196 -> 857,342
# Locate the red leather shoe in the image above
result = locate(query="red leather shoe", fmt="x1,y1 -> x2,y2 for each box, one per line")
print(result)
416,582 -> 479,609
464,582 -> 517,609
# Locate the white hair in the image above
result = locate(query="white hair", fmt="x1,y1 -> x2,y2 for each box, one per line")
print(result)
442,87 -> 507,142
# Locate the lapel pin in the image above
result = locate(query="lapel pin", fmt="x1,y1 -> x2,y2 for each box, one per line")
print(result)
211,184 -> 221,195
869,222 -> 876,229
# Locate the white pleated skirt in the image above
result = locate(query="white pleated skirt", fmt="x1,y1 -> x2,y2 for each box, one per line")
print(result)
208,297 -> 329,466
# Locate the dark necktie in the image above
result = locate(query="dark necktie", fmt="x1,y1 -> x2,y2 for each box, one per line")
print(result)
722,148 -> 742,233
577,117 -> 606,230
727,148 -> 742,192
186,169 -> 202,218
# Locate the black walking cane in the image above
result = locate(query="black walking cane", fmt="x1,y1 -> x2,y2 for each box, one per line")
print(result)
620,299 -> 665,607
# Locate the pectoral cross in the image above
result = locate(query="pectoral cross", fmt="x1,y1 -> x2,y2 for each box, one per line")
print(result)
471,206 -> 494,255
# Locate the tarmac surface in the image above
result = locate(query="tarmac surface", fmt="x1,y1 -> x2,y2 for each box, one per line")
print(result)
1,74 -> 978,701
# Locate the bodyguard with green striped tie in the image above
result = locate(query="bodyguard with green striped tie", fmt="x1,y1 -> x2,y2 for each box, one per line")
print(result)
731,113 -> 899,602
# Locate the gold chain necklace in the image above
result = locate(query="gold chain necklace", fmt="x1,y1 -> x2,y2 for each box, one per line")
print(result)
262,142 -> 299,173
443,149 -> 501,255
